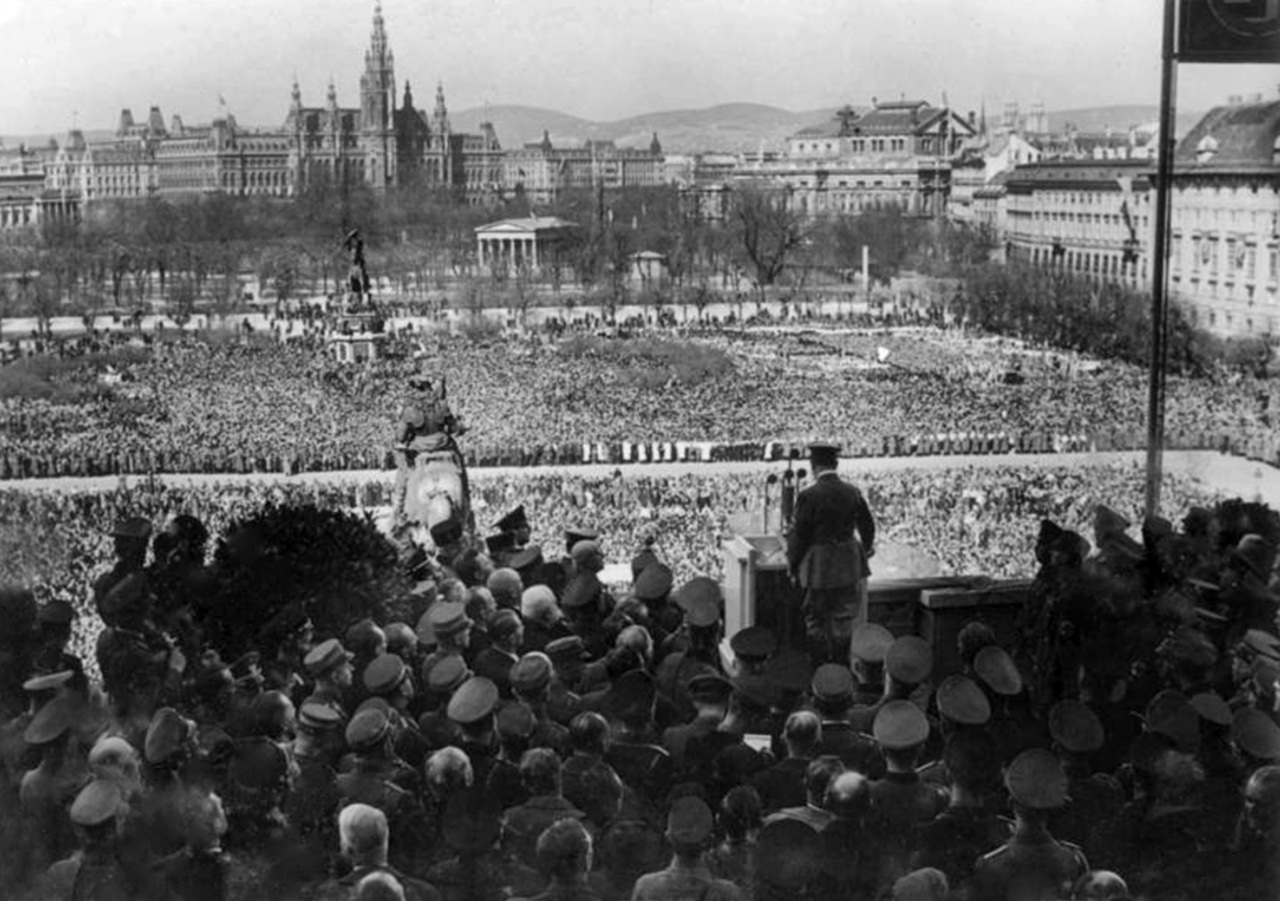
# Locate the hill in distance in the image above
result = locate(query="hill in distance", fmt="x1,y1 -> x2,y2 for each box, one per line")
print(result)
6,103 -> 1206,157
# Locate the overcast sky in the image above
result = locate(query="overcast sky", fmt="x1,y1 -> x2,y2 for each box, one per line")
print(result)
2,0 -> 1276,136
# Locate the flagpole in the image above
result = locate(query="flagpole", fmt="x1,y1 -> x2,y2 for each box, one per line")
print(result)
1144,0 -> 1179,519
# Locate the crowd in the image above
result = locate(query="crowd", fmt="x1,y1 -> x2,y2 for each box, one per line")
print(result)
0,462 -> 1278,901
0,325 -> 1276,479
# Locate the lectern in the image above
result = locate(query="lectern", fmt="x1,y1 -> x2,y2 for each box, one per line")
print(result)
722,534 -> 805,650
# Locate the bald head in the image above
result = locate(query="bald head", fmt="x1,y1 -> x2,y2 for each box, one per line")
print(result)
339,804 -> 388,862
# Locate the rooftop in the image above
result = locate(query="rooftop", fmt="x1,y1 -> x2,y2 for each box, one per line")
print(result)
1175,99 -> 1280,172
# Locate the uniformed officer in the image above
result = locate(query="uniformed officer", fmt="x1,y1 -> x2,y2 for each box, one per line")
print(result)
655,578 -> 724,722
970,749 -> 1089,901
912,729 -> 1008,894
604,669 -> 672,821
848,622 -> 894,731
1046,700 -> 1123,848
473,609 -> 524,697
631,796 -> 746,901
810,663 -> 884,777
663,673 -> 734,777
510,652 -> 570,756
485,702 -> 536,811
93,517 -> 152,623
301,638 -> 355,728
43,778 -> 142,901
544,636 -> 587,723
446,676 -> 500,786
417,603 -> 473,677
785,443 -> 875,665
870,700 -> 948,872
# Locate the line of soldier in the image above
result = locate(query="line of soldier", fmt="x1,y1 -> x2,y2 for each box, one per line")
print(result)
1,492 -> 1279,901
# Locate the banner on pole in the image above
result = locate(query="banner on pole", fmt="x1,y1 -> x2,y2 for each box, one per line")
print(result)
1179,0 -> 1280,63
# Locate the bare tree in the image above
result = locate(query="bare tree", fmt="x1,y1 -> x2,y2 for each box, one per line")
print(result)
731,182 -> 810,289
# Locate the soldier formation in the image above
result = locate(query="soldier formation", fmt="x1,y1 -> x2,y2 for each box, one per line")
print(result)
1,481 -> 1279,901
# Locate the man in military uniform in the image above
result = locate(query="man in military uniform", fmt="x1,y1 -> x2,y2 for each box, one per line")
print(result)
786,443 -> 875,665
301,639 -> 355,728
970,749 -> 1089,901
417,603 -> 473,678
810,663 -> 884,777
869,700 -> 948,876
93,517 -> 152,624
631,797 -> 746,901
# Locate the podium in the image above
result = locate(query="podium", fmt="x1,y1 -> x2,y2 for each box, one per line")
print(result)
722,535 -> 805,650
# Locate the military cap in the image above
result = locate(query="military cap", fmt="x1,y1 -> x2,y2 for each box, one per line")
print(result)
1160,626 -> 1218,668
425,655 -> 471,694
111,516 -> 152,539
936,675 -> 991,726
609,669 -> 657,717
811,664 -> 856,703
873,700 -> 930,749
1242,629 -> 1280,663
1232,708 -> 1280,761
70,778 -> 125,827
496,701 -> 538,739
886,636 -> 933,684
24,695 -> 75,745
363,653 -> 410,695
687,673 -> 734,705
850,622 -> 895,664
509,545 -> 544,574
357,696 -> 392,717
1048,700 -> 1105,753
511,652 -> 553,696
756,818 -> 822,888
1189,692 -> 1233,727
442,792 -> 502,853
675,577 -> 721,627
1005,748 -> 1069,808
144,707 -> 195,764
493,505 -> 529,534
561,572 -> 601,610
545,635 -> 587,661
564,526 -> 599,552
1232,534 -> 1274,581
298,701 -> 344,732
485,533 -> 516,557
488,608 -> 523,643
1093,505 -> 1131,538
230,737 -> 290,790
974,645 -> 1023,696
345,708 -> 391,751
304,638 -> 353,679
429,602 -> 473,637
633,562 -> 674,601
23,670 -> 74,693
630,548 -> 660,582
448,676 -> 499,725
668,795 -> 715,844
36,600 -> 75,626
729,626 -> 778,661
807,442 -> 841,467
570,540 -> 601,567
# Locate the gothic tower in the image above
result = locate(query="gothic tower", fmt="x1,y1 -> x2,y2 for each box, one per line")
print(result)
360,2 -> 397,188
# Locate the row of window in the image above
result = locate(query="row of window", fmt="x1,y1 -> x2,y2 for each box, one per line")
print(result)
1174,234 -> 1280,282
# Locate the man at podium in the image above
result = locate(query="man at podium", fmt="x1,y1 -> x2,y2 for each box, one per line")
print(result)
786,442 -> 876,665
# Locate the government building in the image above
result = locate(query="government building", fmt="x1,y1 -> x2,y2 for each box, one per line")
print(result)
45,4 -> 504,206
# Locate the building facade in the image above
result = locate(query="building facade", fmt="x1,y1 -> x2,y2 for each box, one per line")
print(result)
504,133 -> 665,205
737,100 -> 978,218
1166,99 -> 1280,341
1002,159 -> 1154,288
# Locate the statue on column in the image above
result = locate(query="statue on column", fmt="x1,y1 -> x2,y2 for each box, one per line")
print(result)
343,228 -> 371,307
